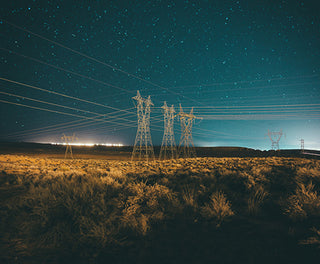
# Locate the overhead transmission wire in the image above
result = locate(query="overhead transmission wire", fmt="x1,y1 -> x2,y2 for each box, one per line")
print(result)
0,86 -> 167,137
166,80 -> 320,95
0,48 -> 167,125
0,80 -> 149,136
0,47 -> 136,95
0,91 -> 141,137
2,19 -> 204,105
0,95 -> 266,141
0,90 -> 138,123
167,73 -> 320,89
6,18 -> 318,106
4,107 -> 135,136
200,91 -> 320,105
0,48 -> 194,120
19,111 -> 164,139
152,85 -> 320,109
151,90 -> 320,109
3,23 -> 308,135
0,91 -> 215,140
0,81 -> 166,137
0,95 -> 137,129
4,20 -> 318,138
0,77 -> 136,114
2,108 -> 136,138
148,79 -> 320,98
0,80 -> 165,138
0,50 -> 170,133
0,98 -> 156,134
173,103 -> 320,109
0,78 -> 318,140
193,106 -> 320,114
0,88 -> 141,133
0,50 -> 177,125
0,98 -> 179,138
198,114 -> 320,121
4,110 -> 161,139
0,77 -> 164,131
0,76 -> 166,125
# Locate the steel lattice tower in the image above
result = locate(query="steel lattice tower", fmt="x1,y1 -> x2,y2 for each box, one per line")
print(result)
61,133 -> 78,159
300,139 -> 305,153
132,91 -> 155,161
159,102 -> 177,160
267,129 -> 283,150
177,104 -> 197,158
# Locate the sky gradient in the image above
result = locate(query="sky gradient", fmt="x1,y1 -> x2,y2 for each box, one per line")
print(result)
1,0 -> 320,150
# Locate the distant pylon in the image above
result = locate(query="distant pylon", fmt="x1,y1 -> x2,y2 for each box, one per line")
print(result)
300,139 -> 304,153
177,104 -> 198,158
132,91 -> 155,161
61,133 -> 78,159
159,102 -> 177,160
267,129 -> 283,150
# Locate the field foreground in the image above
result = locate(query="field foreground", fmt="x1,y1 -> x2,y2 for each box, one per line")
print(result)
1,155 -> 320,263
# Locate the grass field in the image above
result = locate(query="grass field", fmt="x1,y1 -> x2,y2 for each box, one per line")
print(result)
1,154 -> 320,263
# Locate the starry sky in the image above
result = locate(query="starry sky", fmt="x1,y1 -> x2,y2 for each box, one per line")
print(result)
1,0 -> 320,150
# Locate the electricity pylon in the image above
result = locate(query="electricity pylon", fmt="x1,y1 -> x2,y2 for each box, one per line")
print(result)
300,139 -> 304,153
177,104 -> 198,158
267,129 -> 283,150
159,102 -> 177,160
132,91 -> 155,161
61,133 -> 78,159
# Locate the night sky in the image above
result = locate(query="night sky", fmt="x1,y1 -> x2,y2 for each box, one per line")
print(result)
1,0 -> 320,150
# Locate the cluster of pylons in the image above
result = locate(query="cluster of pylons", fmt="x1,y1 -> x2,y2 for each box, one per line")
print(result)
131,91 -> 200,161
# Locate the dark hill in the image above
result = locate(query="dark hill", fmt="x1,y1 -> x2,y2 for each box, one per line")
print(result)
0,142 -> 318,159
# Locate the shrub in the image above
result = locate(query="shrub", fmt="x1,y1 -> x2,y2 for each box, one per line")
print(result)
300,227 -> 320,248
182,185 -> 198,210
201,191 -> 234,227
247,186 -> 269,216
121,182 -> 178,235
284,182 -> 320,221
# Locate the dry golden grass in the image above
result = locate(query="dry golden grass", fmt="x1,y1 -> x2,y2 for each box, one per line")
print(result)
0,154 -> 320,263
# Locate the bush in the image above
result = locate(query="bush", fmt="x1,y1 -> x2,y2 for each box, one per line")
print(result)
300,227 -> 320,248
201,191 -> 234,227
284,182 -> 320,221
247,186 -> 269,216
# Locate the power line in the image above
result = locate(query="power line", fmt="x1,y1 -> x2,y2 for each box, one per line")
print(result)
2,111 -> 137,139
168,74 -> 319,89
3,81 -> 316,142
0,77 -> 135,114
173,103 -> 320,109
170,81 -> 320,95
0,96 -> 266,141
2,20 -> 204,105
0,91 -> 164,139
0,90 -> 127,119
0,99 -> 137,129
0,95 -> 168,139
0,89 -> 141,127
199,114 -> 320,120
4,107 -> 135,136
0,47 -> 136,95
0,81 -> 168,138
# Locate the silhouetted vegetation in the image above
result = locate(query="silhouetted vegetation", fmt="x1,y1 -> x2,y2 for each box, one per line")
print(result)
1,155 -> 320,263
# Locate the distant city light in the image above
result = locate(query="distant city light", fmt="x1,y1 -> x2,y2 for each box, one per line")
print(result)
50,142 -> 123,147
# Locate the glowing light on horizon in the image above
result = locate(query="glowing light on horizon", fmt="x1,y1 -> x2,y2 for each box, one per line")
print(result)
49,142 -> 124,147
